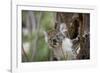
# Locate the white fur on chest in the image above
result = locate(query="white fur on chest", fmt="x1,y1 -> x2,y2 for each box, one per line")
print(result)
62,38 -> 72,52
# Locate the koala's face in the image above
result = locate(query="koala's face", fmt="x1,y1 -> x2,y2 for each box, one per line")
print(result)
47,30 -> 63,49
46,23 -> 67,49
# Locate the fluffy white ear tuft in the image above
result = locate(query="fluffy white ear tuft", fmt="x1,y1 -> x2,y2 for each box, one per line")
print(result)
59,23 -> 67,33
43,30 -> 48,43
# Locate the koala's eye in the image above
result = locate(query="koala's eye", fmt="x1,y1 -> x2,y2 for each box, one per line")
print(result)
52,39 -> 57,45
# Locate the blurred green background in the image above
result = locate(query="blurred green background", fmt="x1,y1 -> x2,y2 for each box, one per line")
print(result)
22,10 -> 56,62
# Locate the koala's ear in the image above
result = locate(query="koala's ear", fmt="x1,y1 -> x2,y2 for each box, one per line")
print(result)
59,23 -> 67,33
43,30 -> 48,43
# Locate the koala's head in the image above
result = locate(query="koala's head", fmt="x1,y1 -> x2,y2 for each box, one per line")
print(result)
43,23 -> 68,49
